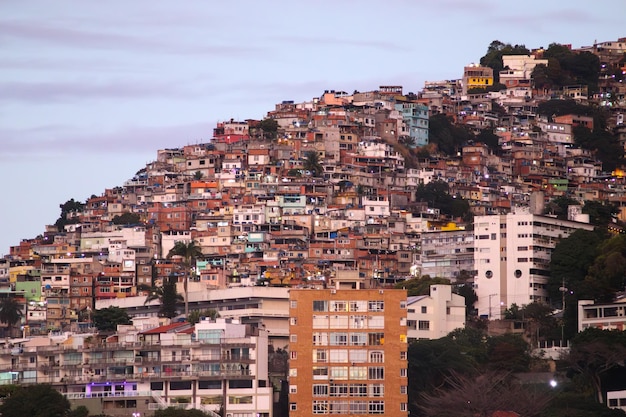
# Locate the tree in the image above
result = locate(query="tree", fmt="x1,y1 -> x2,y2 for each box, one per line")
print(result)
583,234 -> 626,302
188,308 -> 219,324
144,277 -> 184,319
479,40 -> 530,82
0,296 -> 24,337
303,150 -> 323,177
583,200 -> 620,227
419,371 -> 552,417
54,198 -> 84,230
415,180 -> 472,220
428,114 -> 473,156
567,328 -> 626,404
153,407 -> 212,417
92,306 -> 131,332
259,118 -> 279,140
0,384 -> 71,417
167,240 -> 203,317
67,405 -> 90,417
394,276 -> 451,296
111,212 -> 141,225
544,195 -> 580,219
193,170 -> 203,180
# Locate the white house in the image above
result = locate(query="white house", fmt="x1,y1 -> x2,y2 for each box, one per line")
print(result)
406,284 -> 466,340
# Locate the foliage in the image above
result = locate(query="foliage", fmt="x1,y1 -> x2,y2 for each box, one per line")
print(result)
145,278 -> 184,319
168,240 -> 203,316
540,43 -> 601,93
428,114 -> 473,156
394,276 -> 451,296
418,370 -> 552,417
543,391 -> 626,417
0,296 -> 24,336
92,306 -> 131,332
67,405 -> 89,417
259,118 -> 279,140
486,334 -> 531,372
574,126 -> 624,172
479,40 -> 531,82
188,308 -> 219,324
111,212 -> 141,225
303,150 -> 323,177
54,198 -> 84,230
475,128 -> 500,152
544,195 -> 580,219
583,234 -> 626,302
415,180 -> 472,221
567,328 -> 626,404
153,407 -> 212,417
193,170 -> 203,180
454,283 -> 478,317
0,384 -> 71,417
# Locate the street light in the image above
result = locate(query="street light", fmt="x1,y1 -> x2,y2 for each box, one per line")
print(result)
132,412 -> 140,417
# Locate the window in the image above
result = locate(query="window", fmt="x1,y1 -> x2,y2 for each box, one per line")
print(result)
330,383 -> 348,397
289,385 -> 297,394
314,349 -> 328,363
349,367 -> 367,380
350,401 -> 367,414
368,316 -> 384,329
290,403 -> 297,411
313,333 -> 329,346
313,367 -> 328,379
290,317 -> 297,325
400,403 -> 408,411
369,351 -> 384,363
313,400 -> 329,414
350,333 -> 367,346
418,320 -> 430,330
421,306 -> 427,314
400,385 -> 407,394
329,349 -> 348,363
368,333 -> 384,346
290,300 -> 297,309
368,400 -> 385,414
331,301 -> 347,312
289,368 -> 297,377
313,300 -> 328,312
400,351 -> 407,360
290,351 -> 297,360
330,366 -> 349,380
368,301 -> 384,312
313,384 -> 328,397
330,333 -> 348,346
368,367 -> 384,380
290,334 -> 297,343
349,384 -> 367,397
400,368 -> 407,377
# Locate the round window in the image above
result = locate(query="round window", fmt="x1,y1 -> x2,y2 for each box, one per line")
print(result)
485,270 -> 493,279
514,269 -> 522,278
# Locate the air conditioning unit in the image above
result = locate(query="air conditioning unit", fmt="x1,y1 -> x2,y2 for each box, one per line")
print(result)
379,290 -> 384,294
330,289 -> 336,294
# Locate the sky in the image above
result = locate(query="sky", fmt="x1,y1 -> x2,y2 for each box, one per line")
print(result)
1,0 -> 624,255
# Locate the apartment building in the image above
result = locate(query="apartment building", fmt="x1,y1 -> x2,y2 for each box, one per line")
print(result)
578,299 -> 626,332
288,288 -> 408,417
473,208 -> 594,318
0,318 -> 272,417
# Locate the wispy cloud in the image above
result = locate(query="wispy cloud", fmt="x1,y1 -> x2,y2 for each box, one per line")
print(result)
0,122 -> 213,160
0,80 -> 198,102
269,34 -> 410,52
0,19 -> 263,56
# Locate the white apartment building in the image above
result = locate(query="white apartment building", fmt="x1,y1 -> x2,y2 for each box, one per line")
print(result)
473,208 -> 594,318
419,228 -> 474,281
578,299 -> 626,332
406,285 -> 466,340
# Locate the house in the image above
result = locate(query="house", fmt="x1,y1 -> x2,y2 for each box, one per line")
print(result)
406,285 -> 466,340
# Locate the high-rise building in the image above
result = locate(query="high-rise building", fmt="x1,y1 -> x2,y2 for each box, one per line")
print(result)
288,288 -> 408,416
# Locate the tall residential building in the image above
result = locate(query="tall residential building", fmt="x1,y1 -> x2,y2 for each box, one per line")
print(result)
473,208 -> 594,318
288,288 -> 408,417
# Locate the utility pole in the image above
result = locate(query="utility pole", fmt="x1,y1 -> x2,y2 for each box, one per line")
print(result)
559,279 -> 568,347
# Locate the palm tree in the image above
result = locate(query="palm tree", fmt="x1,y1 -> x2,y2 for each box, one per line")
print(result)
0,296 -> 24,337
142,276 -> 184,319
303,150 -> 323,177
167,240 -> 203,317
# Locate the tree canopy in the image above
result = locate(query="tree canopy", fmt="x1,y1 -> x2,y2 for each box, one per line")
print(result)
0,384 -> 71,417
111,212 -> 141,225
0,296 -> 24,337
415,180 -> 472,221
54,198 -> 84,230
144,277 -> 184,319
92,306 -> 131,332
153,407 -> 213,417
428,114 -> 473,156
479,40 -> 531,82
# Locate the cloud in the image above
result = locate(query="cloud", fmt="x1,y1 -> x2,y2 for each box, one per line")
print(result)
0,122 -> 213,160
0,19 -> 262,56
269,34 -> 410,53
0,80 -> 199,102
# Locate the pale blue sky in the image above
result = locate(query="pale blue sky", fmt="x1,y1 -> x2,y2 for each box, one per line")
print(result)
1,0 -> 624,254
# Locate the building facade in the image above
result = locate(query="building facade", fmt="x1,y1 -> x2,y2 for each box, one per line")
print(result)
473,209 -> 594,318
288,288 -> 408,417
